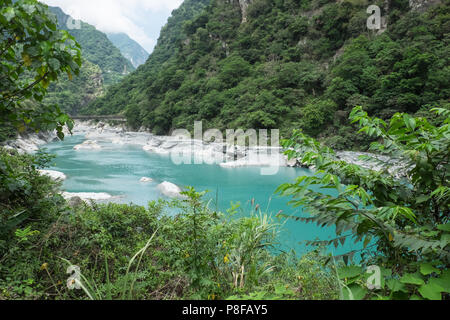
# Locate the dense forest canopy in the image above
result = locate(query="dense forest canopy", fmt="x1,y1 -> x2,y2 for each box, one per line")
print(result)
88,0 -> 449,150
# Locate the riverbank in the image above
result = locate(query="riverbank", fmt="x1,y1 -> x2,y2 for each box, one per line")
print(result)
2,120 -> 407,179
71,121 -> 407,177
2,131 -> 57,154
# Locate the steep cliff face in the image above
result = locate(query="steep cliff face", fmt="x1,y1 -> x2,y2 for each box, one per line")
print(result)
223,0 -> 252,23
82,66 -> 104,107
45,60 -> 104,115
239,0 -> 252,23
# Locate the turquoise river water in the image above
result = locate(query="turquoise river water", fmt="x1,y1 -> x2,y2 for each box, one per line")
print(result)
43,134 -> 357,256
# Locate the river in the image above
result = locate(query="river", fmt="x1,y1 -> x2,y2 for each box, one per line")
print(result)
41,131 -> 358,257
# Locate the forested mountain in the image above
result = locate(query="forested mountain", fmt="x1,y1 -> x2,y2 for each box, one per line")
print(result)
43,6 -> 135,114
87,0 -> 449,150
84,0 -> 212,120
49,6 -> 134,82
107,33 -> 150,68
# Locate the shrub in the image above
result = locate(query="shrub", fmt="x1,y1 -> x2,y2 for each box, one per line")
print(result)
0,149 -> 64,243
279,106 -> 450,300
1,187 -> 339,300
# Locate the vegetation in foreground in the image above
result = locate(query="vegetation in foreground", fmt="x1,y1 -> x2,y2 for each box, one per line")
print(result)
279,106 -> 450,300
0,157 -> 338,300
1,105 -> 448,300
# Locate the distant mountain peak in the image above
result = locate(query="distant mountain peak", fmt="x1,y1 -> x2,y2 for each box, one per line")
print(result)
107,33 -> 150,68
47,6 -> 135,82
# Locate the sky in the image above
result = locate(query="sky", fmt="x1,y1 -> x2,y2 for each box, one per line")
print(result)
40,0 -> 184,53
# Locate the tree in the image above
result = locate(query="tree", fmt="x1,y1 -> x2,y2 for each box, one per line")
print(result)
299,99 -> 337,136
0,0 -> 81,139
278,106 -> 450,300
218,55 -> 251,88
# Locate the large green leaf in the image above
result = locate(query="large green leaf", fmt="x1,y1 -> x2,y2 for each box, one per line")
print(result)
420,263 -> 441,276
4,7 -> 15,22
386,279 -> 407,293
430,270 -> 450,293
400,273 -> 425,285
418,282 -> 444,300
342,284 -> 367,300
48,58 -> 61,71
437,223 -> 450,232
337,266 -> 363,280
415,195 -> 430,204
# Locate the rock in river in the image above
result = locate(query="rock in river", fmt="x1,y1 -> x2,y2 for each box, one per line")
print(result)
157,182 -> 186,199
62,192 -> 112,201
39,170 -> 67,181
73,140 -> 101,151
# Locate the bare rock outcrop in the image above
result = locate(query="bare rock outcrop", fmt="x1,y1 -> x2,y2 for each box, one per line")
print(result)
409,0 -> 441,12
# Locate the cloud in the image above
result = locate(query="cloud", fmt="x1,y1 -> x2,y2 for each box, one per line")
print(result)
40,0 -> 183,52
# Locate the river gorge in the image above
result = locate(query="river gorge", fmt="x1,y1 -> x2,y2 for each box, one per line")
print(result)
4,121 -> 391,256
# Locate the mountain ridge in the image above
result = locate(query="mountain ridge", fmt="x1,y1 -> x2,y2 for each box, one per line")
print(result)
84,0 -> 211,118
48,6 -> 134,82
107,32 -> 150,68
43,5 -> 135,114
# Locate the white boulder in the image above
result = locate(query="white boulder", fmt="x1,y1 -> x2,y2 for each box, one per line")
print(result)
286,157 -> 298,167
143,145 -> 170,154
73,140 -> 101,151
157,182 -> 185,199
14,139 -> 39,153
61,192 -> 112,201
39,170 -> 67,181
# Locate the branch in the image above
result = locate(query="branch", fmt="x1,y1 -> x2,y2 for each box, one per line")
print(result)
0,72 -> 49,103
0,37 -> 14,58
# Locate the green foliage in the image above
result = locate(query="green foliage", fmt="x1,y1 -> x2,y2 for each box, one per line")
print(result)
0,185 -> 339,300
157,187 -> 282,299
218,54 -> 251,87
43,60 -> 103,115
278,106 -> 450,300
15,226 -> 40,243
336,261 -> 450,300
0,0 -> 81,139
227,249 -> 339,300
48,6 -> 134,85
60,229 -> 159,300
0,148 -> 64,243
299,99 -> 337,136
